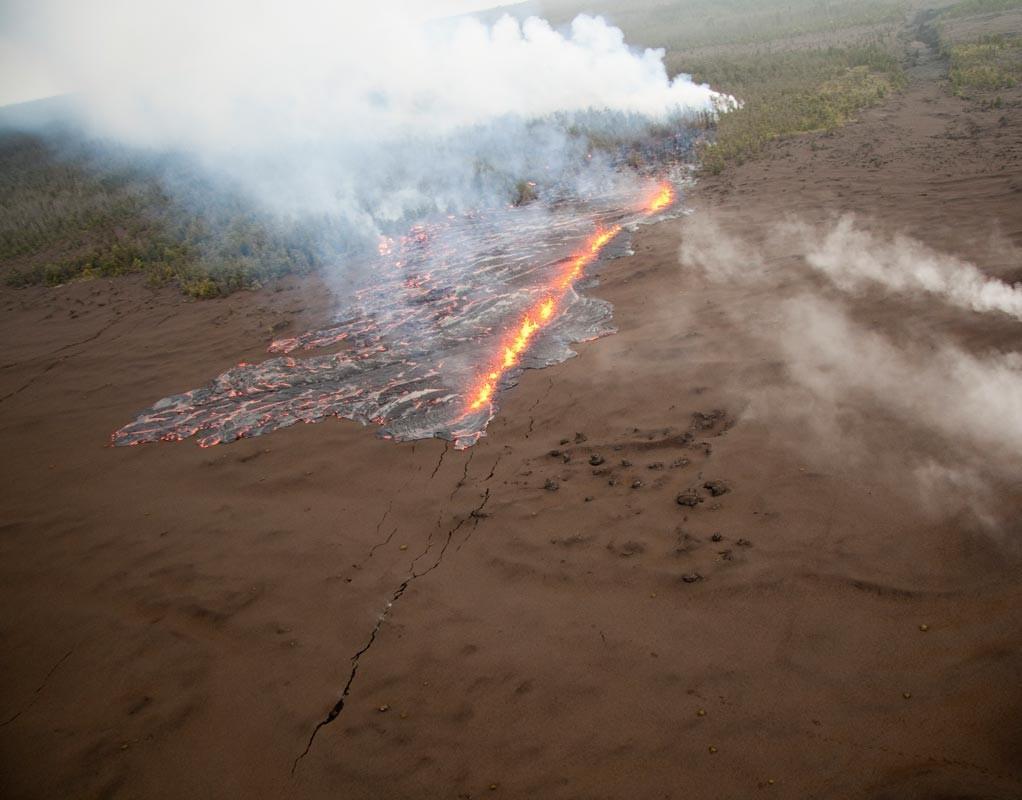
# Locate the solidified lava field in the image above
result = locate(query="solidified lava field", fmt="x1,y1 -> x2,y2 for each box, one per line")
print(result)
112,171 -> 688,449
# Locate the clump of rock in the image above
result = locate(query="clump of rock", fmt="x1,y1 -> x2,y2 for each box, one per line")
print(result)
676,490 -> 703,507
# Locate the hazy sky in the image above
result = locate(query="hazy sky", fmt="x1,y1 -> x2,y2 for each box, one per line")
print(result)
0,1 -> 522,106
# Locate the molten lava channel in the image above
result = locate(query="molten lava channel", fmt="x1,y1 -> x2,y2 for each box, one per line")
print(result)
111,178 -> 678,449
466,181 -> 674,413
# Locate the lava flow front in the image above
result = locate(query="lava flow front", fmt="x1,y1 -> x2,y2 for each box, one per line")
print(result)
112,178 -> 679,450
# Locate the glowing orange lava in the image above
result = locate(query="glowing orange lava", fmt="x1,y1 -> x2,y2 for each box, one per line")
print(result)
646,183 -> 675,213
467,182 -> 674,412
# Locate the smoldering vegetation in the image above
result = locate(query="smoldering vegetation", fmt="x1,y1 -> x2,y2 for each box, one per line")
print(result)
0,108 -> 709,296
2,0 -> 926,298
0,125 -> 330,296
679,212 -> 1022,528
0,5 -> 729,297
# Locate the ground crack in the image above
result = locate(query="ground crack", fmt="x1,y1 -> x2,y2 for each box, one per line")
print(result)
429,440 -> 450,480
426,489 -> 490,569
292,489 -> 491,774
1,648 -> 73,727
366,526 -> 398,562
291,580 -> 410,774
363,499 -> 396,562
0,313 -> 127,404
485,451 -> 504,482
449,450 -> 475,502
524,380 -> 553,437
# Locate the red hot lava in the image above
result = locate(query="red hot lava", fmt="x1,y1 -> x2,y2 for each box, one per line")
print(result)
466,181 -> 674,413
112,179 -> 679,449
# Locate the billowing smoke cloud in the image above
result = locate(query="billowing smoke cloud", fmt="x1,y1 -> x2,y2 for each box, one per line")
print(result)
679,211 -> 1022,528
7,1 -> 730,239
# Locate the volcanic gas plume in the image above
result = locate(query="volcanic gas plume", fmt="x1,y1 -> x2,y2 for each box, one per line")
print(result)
113,175 -> 681,449
75,6 -> 731,450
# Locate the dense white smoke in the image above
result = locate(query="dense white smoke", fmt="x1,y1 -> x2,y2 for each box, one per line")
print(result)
32,3 -> 723,147
6,1 -> 729,236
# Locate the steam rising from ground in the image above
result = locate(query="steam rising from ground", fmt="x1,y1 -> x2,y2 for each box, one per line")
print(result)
793,217 -> 1022,320
682,213 -> 1022,318
8,1 -> 730,241
680,213 -> 1022,527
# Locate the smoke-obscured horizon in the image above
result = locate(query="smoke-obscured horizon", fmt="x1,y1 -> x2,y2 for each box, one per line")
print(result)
5,1 -> 731,256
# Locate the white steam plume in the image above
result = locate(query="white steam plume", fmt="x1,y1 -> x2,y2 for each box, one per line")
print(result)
679,211 -> 1022,527
6,1 -> 731,234
789,216 -> 1022,320
774,294 -> 1022,464
681,213 -> 1022,321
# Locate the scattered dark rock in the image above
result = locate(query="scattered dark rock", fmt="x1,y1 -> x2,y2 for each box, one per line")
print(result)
584,496 -> 594,502
589,454 -> 605,466
614,540 -> 646,557
670,458 -> 690,469
544,479 -> 559,491
621,459 -> 633,467
608,479 -> 617,486
574,432 -> 587,443
562,454 -> 572,463
676,490 -> 703,507
681,573 -> 703,584
704,480 -> 730,497
711,532 -> 723,543
691,410 -> 730,432
647,462 -> 664,470
736,538 -> 752,547
718,549 -> 733,561
560,438 -> 570,446
631,480 -> 643,489
675,532 -> 700,554
549,449 -> 562,458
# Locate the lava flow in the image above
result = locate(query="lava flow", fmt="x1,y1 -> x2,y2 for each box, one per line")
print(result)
647,183 -> 675,213
112,177 -> 680,450
466,182 -> 673,413
467,225 -> 621,411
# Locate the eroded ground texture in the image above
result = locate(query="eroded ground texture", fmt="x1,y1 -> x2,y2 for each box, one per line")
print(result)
2,9 -> 1022,800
